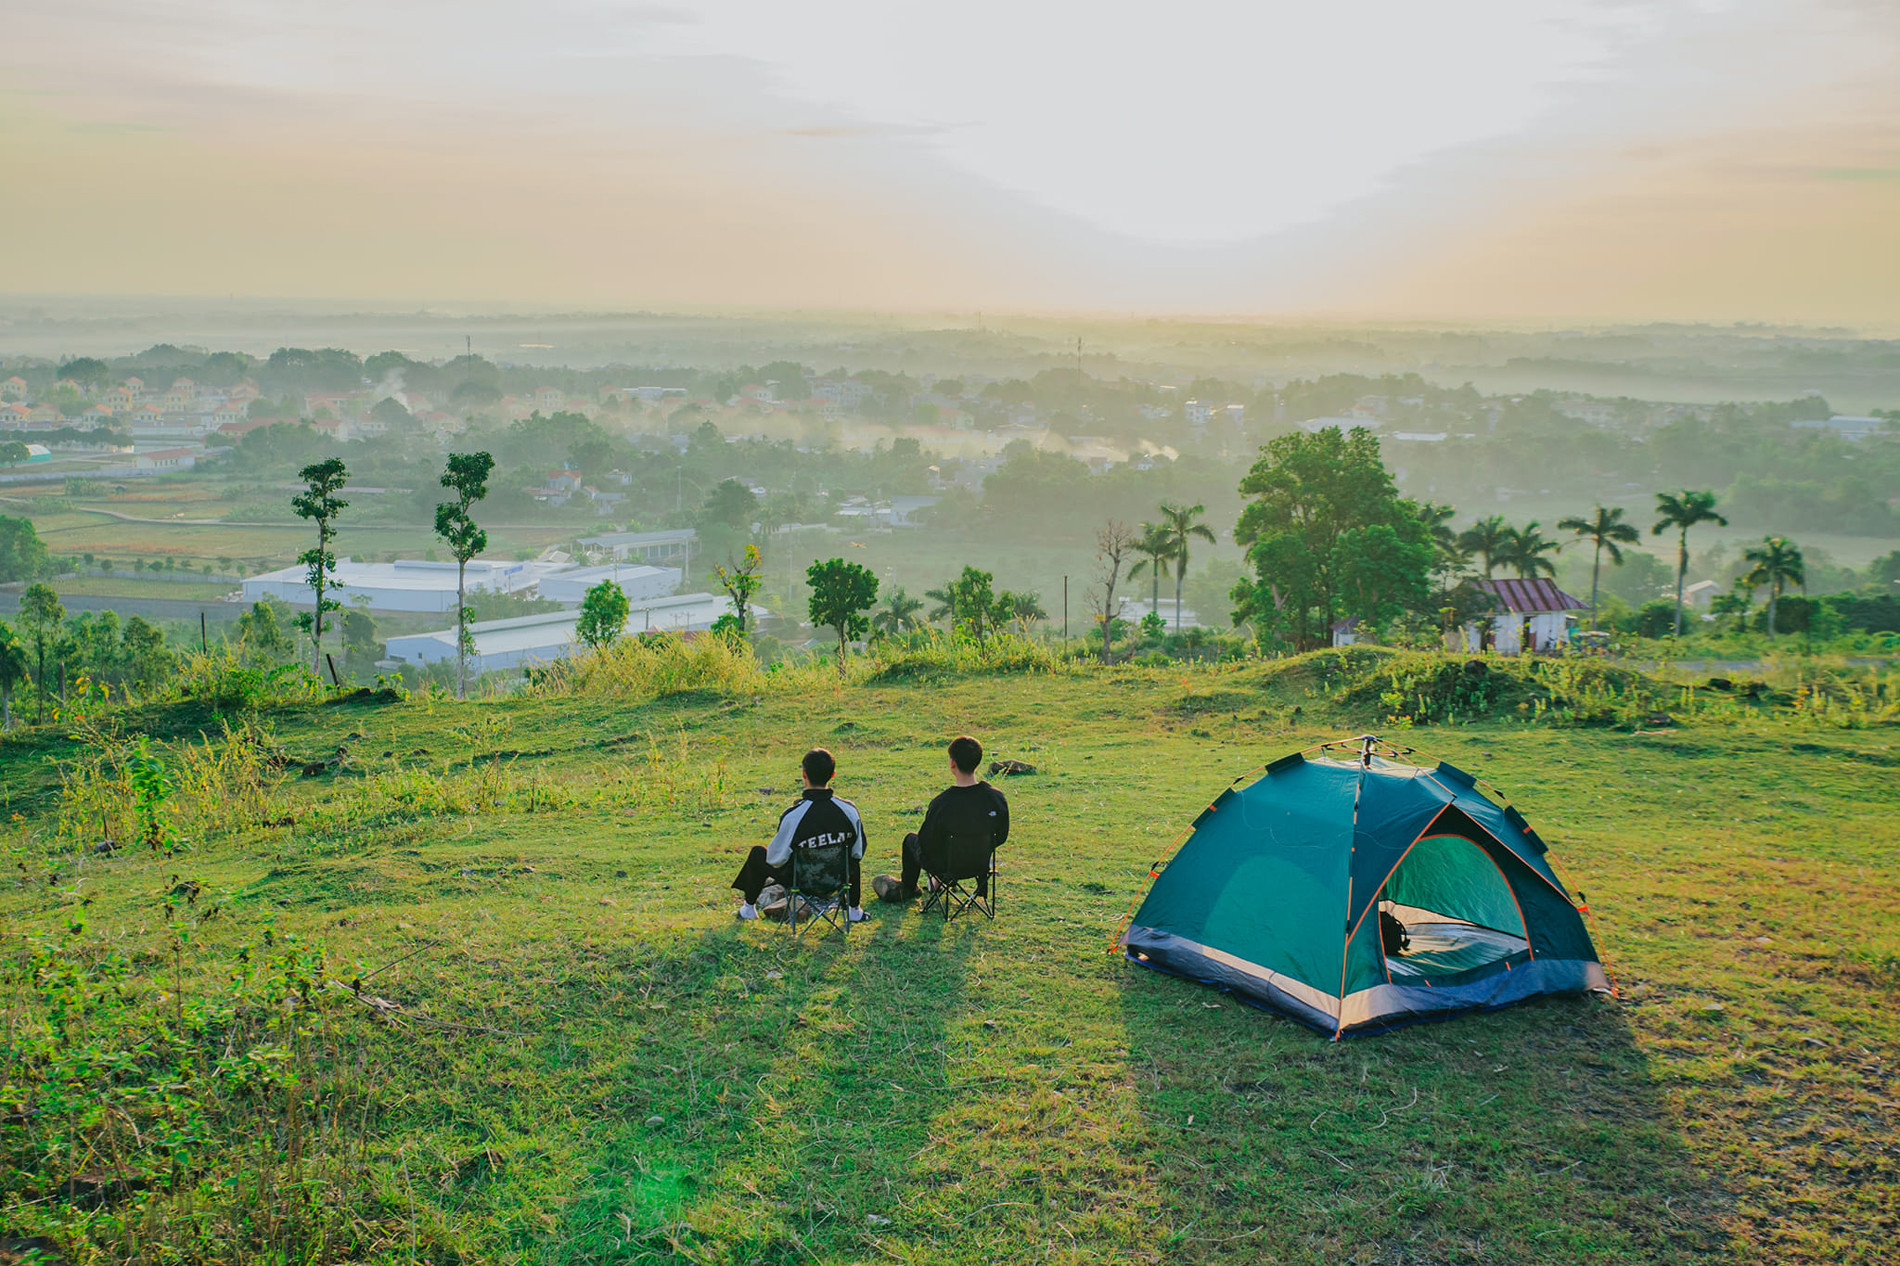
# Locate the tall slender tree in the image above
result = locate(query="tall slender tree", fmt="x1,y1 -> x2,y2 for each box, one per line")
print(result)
1498,521 -> 1562,580
1128,522 -> 1176,619
1652,490 -> 1727,639
1157,502 -> 1217,631
1457,515 -> 1511,579
1090,520 -> 1136,664
18,583 -> 62,725
433,451 -> 493,698
290,458 -> 349,677
1741,535 -> 1805,639
1557,505 -> 1642,630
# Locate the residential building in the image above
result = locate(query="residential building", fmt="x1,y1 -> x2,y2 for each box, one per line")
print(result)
0,377 -> 26,401
1457,579 -> 1584,655
134,447 -> 198,471
1791,415 -> 1885,442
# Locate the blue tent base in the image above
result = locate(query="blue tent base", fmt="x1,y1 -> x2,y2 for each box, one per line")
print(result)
1124,925 -> 1610,1039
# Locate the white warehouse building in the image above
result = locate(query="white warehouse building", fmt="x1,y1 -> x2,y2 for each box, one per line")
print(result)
385,593 -> 767,675
241,558 -> 550,614
537,563 -> 679,606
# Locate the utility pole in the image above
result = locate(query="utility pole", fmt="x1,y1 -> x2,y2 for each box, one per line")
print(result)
1062,575 -> 1068,642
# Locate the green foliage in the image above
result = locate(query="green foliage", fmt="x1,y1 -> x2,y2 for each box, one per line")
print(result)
806,557 -> 879,660
290,458 -> 349,669
699,478 -> 759,530
575,579 -> 630,649
0,514 -> 55,583
1233,428 -> 1434,649
434,451 -> 495,696
711,543 -> 765,635
1652,489 -> 1727,638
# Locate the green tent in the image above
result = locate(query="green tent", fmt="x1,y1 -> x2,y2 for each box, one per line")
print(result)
1122,738 -> 1607,1037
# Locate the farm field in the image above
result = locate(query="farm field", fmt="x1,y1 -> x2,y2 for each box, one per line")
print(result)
0,659 -> 1895,1263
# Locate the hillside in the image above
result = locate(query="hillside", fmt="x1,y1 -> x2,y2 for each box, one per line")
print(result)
1,655 -> 1895,1263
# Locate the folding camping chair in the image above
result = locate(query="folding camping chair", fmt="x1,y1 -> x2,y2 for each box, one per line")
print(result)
920,829 -> 997,922
785,838 -> 852,936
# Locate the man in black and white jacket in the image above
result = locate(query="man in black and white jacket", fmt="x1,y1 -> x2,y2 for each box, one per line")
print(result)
731,747 -> 867,922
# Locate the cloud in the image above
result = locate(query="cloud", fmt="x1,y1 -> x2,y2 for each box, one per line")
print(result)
0,0 -> 1895,322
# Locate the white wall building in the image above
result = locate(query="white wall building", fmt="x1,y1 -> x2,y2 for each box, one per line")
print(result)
536,563 -> 680,606
385,593 -> 768,675
1457,578 -> 1584,655
241,558 -> 549,613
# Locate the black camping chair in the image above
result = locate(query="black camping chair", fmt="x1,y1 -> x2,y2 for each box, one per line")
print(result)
920,830 -> 997,922
785,838 -> 852,936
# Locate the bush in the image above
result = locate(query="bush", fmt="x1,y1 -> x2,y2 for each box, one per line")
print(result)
527,631 -> 772,700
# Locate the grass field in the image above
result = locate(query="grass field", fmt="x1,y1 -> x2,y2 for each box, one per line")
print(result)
0,658 -> 1895,1263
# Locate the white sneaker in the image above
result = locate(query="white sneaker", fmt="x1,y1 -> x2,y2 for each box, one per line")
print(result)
847,905 -> 867,923
736,902 -> 759,921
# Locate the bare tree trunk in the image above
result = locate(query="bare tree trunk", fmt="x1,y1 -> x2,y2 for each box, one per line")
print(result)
456,557 -> 467,700
1589,540 -> 1602,631
1672,532 -> 1688,639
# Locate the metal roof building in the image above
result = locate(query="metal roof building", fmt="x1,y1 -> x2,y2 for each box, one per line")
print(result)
537,563 -> 680,606
241,558 -> 556,614
385,592 -> 767,675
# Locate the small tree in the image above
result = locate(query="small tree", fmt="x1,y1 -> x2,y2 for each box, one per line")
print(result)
19,583 -> 63,724
806,558 -> 879,667
1090,520 -> 1137,664
0,618 -> 26,730
434,451 -> 494,698
290,458 -> 349,676
711,543 -> 765,635
949,566 -> 999,644
575,580 -> 630,649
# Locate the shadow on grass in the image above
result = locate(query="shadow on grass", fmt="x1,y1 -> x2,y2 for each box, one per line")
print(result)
545,904 -> 982,1264
1115,972 -> 1729,1264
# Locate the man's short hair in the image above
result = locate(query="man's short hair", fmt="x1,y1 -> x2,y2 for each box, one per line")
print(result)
947,735 -> 982,775
801,748 -> 836,786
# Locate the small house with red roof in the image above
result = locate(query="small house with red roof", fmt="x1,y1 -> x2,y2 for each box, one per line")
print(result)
1460,578 -> 1585,655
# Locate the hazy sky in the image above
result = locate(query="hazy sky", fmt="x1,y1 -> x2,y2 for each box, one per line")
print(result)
4,1 -> 1898,322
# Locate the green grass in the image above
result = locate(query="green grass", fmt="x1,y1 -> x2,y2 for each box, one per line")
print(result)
1,660 -> 1896,1262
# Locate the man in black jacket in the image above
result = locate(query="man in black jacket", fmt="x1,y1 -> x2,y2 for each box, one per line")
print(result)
732,747 -> 867,922
872,734 -> 1008,904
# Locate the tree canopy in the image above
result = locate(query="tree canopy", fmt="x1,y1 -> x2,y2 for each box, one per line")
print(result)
1231,428 -> 1433,650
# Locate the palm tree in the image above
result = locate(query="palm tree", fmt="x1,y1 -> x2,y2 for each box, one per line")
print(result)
1418,502 -> 1464,569
923,578 -> 959,629
1499,521 -> 1561,580
1557,505 -> 1641,630
1457,515 -> 1511,579
870,587 -> 924,640
999,590 -> 1047,638
1741,536 -> 1804,638
1156,502 -> 1217,631
1652,490 -> 1727,639
1127,522 -> 1176,619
